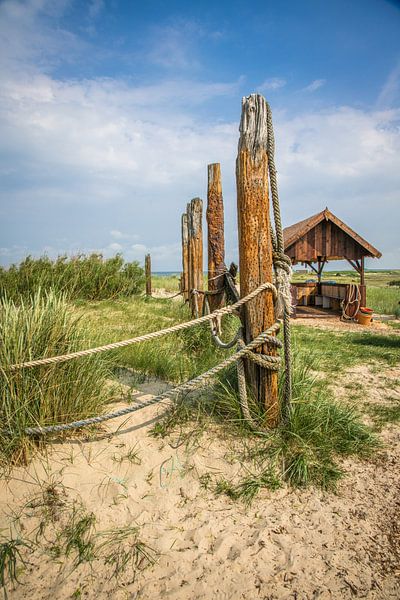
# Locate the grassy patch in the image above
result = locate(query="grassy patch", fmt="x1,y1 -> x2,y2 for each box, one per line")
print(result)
292,325 -> 400,371
80,296 -> 241,382
152,274 -> 181,293
152,346 -> 378,499
0,291 -> 111,464
366,286 -> 400,316
366,402 -> 400,429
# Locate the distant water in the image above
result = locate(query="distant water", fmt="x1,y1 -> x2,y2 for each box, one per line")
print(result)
153,271 -> 180,276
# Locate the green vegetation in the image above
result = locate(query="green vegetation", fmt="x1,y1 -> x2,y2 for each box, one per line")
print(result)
0,254 -> 144,302
366,286 -> 400,317
80,296 -> 240,382
292,325 -> 400,371
152,273 -> 181,293
2,486 -> 156,597
0,536 -> 31,598
153,345 -> 378,498
0,291 -> 111,464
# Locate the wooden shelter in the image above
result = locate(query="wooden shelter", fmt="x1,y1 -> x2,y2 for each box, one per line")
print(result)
284,208 -> 382,315
284,208 -> 381,283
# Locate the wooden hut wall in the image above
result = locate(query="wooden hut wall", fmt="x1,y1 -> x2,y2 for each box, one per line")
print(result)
286,220 -> 367,263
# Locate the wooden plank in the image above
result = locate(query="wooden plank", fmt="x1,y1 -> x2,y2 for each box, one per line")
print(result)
236,94 -> 278,427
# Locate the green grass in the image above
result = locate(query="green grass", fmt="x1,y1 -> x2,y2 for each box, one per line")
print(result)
0,536 -> 31,597
0,291 -> 111,464
96,526 -> 157,579
57,504 -> 96,566
80,296 -> 241,382
292,325 -> 400,372
80,296 -> 399,380
152,274 -> 181,293
366,403 -> 400,429
366,286 -> 400,316
0,254 -> 145,302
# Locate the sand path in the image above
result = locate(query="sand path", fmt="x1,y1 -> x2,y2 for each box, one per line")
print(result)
0,368 -> 399,600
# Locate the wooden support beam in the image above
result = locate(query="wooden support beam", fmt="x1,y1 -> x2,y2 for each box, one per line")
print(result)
305,261 -> 319,276
360,256 -> 365,286
317,258 -> 326,283
181,213 -> 189,302
207,163 -> 226,311
187,198 -> 204,317
236,93 -> 279,427
145,253 -> 151,297
346,258 -> 362,274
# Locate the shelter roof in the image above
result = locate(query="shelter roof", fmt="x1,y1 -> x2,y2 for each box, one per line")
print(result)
283,208 -> 382,258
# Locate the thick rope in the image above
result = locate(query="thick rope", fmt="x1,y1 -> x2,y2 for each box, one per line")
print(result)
265,102 -> 293,420
6,282 -> 277,371
17,322 -> 280,436
341,283 -> 361,321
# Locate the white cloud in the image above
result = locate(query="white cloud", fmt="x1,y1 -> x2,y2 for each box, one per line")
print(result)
303,79 -> 326,92
108,242 -> 123,251
259,78 -> 286,91
110,230 -> 139,241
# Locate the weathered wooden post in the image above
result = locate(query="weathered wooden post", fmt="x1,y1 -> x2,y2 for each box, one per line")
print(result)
145,253 -> 152,297
187,198 -> 204,316
236,94 -> 279,427
181,213 -> 189,302
207,163 -> 226,311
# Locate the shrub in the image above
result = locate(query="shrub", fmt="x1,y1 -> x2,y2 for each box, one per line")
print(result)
0,290 -> 111,463
0,254 -> 145,302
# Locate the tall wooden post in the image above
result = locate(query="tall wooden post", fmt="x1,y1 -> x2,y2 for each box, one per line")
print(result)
187,198 -> 204,316
145,253 -> 151,297
236,94 -> 279,427
207,163 -> 226,311
181,213 -> 189,301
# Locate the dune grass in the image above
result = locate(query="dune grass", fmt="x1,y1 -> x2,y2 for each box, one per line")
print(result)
153,344 -> 378,497
0,254 -> 145,302
0,291 -> 111,464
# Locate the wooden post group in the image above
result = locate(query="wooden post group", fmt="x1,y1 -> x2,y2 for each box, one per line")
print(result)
178,93 -> 280,426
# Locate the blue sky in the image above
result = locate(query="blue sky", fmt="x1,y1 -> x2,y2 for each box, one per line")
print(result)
0,0 -> 399,270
